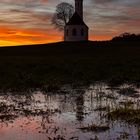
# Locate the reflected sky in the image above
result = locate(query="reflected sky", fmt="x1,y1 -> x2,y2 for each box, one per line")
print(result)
0,84 -> 139,139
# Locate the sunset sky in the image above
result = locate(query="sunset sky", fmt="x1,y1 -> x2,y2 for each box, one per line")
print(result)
0,0 -> 139,46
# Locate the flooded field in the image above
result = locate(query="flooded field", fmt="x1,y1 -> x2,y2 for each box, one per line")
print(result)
0,83 -> 140,140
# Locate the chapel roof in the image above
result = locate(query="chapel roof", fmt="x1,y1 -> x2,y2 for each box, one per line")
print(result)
66,12 -> 88,28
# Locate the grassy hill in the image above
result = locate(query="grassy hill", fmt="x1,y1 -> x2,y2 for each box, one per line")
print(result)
0,41 -> 140,91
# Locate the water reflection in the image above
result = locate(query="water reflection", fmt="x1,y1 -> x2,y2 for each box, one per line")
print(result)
0,84 -> 139,139
76,93 -> 84,122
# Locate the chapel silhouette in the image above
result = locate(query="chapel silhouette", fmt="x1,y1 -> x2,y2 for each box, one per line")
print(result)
64,0 -> 89,41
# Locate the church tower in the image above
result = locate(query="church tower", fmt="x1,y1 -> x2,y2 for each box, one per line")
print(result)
75,0 -> 83,19
64,0 -> 89,42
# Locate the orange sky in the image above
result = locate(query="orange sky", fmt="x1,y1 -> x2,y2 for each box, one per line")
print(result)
0,26 -> 63,46
0,26 -> 113,46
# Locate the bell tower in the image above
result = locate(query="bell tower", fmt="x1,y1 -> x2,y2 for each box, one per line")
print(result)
75,0 -> 83,19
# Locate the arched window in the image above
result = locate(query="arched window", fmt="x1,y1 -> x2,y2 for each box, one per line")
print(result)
81,28 -> 84,36
66,29 -> 69,36
72,28 -> 77,36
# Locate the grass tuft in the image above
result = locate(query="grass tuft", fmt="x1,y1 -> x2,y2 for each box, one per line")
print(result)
79,124 -> 110,132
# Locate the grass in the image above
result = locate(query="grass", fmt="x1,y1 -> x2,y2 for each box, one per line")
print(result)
117,131 -> 130,140
118,87 -> 139,97
94,106 -> 110,111
0,41 -> 140,91
79,124 -> 110,132
107,107 -> 140,125
0,101 -> 60,122
0,102 -> 17,122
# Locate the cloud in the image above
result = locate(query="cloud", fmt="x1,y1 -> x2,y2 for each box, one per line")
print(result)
0,0 -> 139,45
84,0 -> 140,36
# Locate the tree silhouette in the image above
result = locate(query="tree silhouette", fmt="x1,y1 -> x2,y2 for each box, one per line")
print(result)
52,2 -> 74,30
112,33 -> 140,42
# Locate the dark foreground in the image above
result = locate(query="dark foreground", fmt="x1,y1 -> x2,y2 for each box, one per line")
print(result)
0,41 -> 140,91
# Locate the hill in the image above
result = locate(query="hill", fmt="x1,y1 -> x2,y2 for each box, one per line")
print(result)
0,41 -> 140,91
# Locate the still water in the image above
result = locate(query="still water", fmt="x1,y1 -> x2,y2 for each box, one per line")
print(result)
0,83 -> 140,140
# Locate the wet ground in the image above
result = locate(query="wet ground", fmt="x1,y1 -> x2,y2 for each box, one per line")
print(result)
0,83 -> 140,140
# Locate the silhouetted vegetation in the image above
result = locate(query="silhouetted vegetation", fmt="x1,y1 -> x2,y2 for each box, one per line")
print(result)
52,2 -> 74,30
112,33 -> 140,42
0,39 -> 139,91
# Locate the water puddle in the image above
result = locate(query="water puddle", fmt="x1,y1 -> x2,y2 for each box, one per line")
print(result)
0,83 -> 139,140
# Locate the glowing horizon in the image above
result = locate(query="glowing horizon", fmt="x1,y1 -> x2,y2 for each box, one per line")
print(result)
0,26 -> 113,47
0,0 -> 139,46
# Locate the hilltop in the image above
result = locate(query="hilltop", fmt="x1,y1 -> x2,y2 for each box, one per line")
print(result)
0,40 -> 140,91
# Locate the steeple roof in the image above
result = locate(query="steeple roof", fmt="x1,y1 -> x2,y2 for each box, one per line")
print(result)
66,12 -> 88,28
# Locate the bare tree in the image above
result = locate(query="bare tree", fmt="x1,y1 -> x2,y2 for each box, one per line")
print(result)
52,2 -> 74,30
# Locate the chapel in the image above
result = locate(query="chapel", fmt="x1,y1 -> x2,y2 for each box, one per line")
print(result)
64,0 -> 89,41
